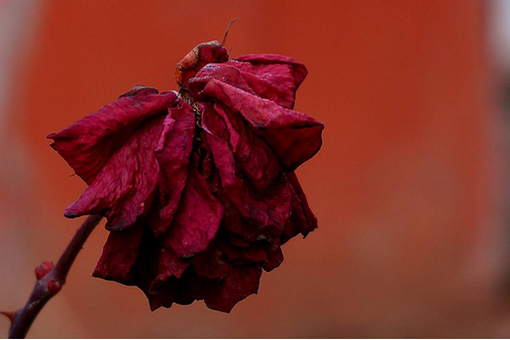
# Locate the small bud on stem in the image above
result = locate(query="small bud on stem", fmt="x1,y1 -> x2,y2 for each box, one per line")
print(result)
3,214 -> 102,339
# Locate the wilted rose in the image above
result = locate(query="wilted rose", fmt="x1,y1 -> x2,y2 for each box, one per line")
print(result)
48,41 -> 323,312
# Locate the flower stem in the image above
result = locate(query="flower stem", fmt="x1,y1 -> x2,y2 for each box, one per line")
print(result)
6,214 -> 103,339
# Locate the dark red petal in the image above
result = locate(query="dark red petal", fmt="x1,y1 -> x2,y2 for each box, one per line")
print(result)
234,54 -> 308,91
92,224 -> 144,285
190,54 -> 307,109
225,231 -> 251,248
287,171 -> 318,236
212,102 -> 281,192
189,64 -> 256,98
264,243 -> 284,272
149,248 -> 189,295
164,166 -> 224,257
48,89 -> 177,184
190,56 -> 303,109
200,79 -> 323,171
203,103 -> 292,232
191,242 -> 229,279
173,273 -> 218,306
64,114 -> 165,231
150,103 -> 195,237
219,240 -> 268,265
148,282 -> 178,311
219,188 -> 281,243
281,172 -> 318,244
205,264 -> 262,313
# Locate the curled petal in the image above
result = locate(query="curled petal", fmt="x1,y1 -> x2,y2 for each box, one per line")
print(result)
218,186 -> 281,243
198,79 -> 323,171
151,103 -> 195,236
213,102 -> 281,191
205,265 -> 262,313
281,172 -> 318,244
202,102 -> 293,232
164,165 -> 224,257
191,54 -> 307,109
64,114 -> 165,231
152,248 -> 189,283
219,240 -> 268,265
189,64 -> 256,98
48,88 -> 178,184
234,54 -> 308,94
149,247 -> 189,301
191,242 -> 229,279
264,243 -> 284,272
92,224 -> 144,285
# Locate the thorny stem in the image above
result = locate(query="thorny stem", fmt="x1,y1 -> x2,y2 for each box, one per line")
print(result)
3,214 -> 103,339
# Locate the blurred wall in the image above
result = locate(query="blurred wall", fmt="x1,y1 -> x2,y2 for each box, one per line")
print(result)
1,0 -> 508,338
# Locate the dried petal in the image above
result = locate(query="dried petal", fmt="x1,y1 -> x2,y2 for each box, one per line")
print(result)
192,54 -> 307,109
204,264 -> 262,313
48,89 -> 177,184
196,79 -> 323,171
149,247 -> 189,294
49,43 -> 322,314
281,171 -> 318,243
202,102 -> 293,232
93,224 -> 144,284
235,54 -> 308,97
191,242 -> 229,279
151,103 -> 195,236
164,165 -> 224,257
64,114 -> 165,231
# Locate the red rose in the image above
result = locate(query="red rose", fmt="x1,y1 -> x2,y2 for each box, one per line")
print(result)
48,41 -> 323,312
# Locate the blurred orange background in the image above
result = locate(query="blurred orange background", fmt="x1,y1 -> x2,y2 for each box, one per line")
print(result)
1,0 -> 510,337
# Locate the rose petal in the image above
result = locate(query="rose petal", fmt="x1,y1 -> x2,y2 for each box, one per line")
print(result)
191,242 -> 229,279
149,247 -> 189,299
203,102 -> 293,232
173,273 -> 218,306
218,187 -> 281,243
164,165 -> 224,257
189,64 -> 256,97
92,224 -> 144,285
191,54 -> 307,110
148,282 -> 178,310
219,240 -> 268,265
234,54 -> 308,94
264,242 -> 284,272
198,79 -> 323,171
150,102 -> 195,236
287,171 -> 318,236
204,264 -> 262,313
281,171 -> 318,244
64,114 -> 165,231
212,102 -> 281,192
48,88 -> 177,184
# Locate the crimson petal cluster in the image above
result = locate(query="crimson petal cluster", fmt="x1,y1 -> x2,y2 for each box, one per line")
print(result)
48,41 -> 323,312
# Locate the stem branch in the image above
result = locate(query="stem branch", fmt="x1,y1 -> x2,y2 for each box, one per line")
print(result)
6,214 -> 103,339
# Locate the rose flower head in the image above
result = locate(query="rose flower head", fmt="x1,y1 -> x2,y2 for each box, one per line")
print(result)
47,40 -> 323,312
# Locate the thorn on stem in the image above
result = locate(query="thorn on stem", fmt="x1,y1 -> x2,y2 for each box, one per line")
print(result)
0,310 -> 18,325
